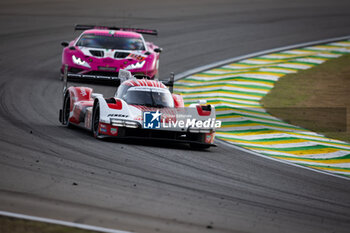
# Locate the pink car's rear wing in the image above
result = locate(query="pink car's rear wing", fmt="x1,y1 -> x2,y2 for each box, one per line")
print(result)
75,24 -> 158,36
64,68 -> 136,86
67,73 -> 121,85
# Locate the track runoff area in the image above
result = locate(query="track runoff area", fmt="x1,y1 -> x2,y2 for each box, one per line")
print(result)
174,39 -> 350,177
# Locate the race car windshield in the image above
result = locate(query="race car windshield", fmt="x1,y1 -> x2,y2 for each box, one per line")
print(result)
123,90 -> 174,108
76,34 -> 145,50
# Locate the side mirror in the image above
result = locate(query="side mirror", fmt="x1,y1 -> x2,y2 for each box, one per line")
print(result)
154,47 -> 163,53
61,41 -> 69,47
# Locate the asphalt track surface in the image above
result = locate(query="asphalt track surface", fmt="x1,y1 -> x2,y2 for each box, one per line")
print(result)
1,0 -> 350,233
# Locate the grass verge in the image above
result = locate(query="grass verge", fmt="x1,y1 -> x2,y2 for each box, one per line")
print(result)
262,53 -> 350,142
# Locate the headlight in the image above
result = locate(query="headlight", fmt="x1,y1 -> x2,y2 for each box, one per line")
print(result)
125,60 -> 145,70
188,127 -> 213,133
72,55 -> 91,68
110,119 -> 139,128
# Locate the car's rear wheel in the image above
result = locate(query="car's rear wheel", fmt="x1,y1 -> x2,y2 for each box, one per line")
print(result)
92,101 -> 100,138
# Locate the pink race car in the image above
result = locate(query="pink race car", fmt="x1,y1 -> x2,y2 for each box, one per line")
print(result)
60,25 -> 162,83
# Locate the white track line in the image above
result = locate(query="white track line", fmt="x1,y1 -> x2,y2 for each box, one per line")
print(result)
0,210 -> 134,233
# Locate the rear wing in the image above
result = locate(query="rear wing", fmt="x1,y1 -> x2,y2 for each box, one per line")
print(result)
64,68 -> 134,85
67,73 -> 120,84
75,24 -> 158,36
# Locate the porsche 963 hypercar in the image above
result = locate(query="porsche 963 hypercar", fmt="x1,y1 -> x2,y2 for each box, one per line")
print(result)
59,69 -> 218,149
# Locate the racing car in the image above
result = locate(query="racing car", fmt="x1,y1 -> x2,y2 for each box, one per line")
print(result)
59,69 -> 217,149
60,25 -> 162,83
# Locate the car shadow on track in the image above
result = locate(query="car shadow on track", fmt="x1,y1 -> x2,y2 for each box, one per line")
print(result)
55,124 -> 214,152
103,137 -> 213,152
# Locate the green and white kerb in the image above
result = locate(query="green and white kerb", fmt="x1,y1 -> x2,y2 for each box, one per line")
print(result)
175,40 -> 350,177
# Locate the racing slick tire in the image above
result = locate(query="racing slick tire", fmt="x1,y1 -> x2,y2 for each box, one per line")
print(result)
92,101 -> 101,139
62,93 -> 72,128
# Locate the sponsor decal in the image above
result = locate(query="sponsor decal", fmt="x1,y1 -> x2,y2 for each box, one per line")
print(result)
127,53 -> 146,62
143,110 -> 161,129
80,88 -> 87,97
100,123 -> 108,133
107,114 -> 129,117
110,128 -> 118,135
205,134 -> 214,144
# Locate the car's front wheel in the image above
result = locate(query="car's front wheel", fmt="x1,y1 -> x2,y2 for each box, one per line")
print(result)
92,101 -> 101,138
62,93 -> 72,127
